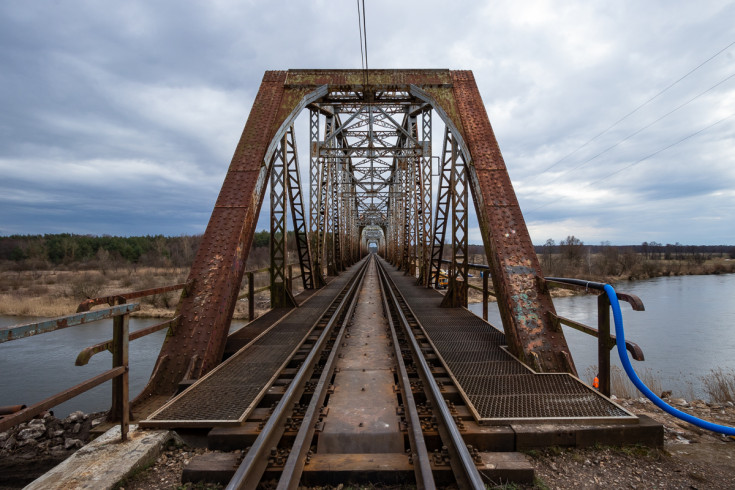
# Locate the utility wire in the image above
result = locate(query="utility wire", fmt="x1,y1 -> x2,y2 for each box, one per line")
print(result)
528,39 -> 735,183
356,0 -> 364,71
538,70 -> 735,187
361,0 -> 369,87
527,111 -> 735,213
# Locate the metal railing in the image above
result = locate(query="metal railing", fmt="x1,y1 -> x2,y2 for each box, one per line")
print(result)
0,304 -> 139,440
433,259 -> 646,397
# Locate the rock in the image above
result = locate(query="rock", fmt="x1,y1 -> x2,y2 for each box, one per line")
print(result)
660,390 -> 672,399
670,398 -> 688,407
18,427 -> 45,441
72,422 -> 81,434
52,429 -> 65,438
726,401 -> 733,407
28,418 -> 45,427
64,438 -> 83,450
3,436 -> 17,450
91,417 -> 104,428
610,395 -> 618,400
638,397 -> 648,404
0,432 -> 8,442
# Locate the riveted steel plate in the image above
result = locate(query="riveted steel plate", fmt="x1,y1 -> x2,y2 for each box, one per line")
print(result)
381,258 -> 635,423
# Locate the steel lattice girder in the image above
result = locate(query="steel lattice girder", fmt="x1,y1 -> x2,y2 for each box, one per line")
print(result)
136,70 -> 575,403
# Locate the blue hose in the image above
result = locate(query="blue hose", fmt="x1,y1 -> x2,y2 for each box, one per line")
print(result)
603,284 -> 735,436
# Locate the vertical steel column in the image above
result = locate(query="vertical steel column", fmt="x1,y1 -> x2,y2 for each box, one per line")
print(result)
440,134 -> 468,308
429,127 -> 453,287
284,125 -> 315,290
270,134 -> 296,308
322,114 -> 336,276
308,109 -> 327,287
417,109 -> 433,286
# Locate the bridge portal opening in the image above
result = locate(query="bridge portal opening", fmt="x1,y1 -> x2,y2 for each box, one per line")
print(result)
136,70 -> 577,404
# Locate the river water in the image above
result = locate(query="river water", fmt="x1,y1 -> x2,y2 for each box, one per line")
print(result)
0,315 -> 246,417
468,273 -> 735,400
2,274 -> 733,416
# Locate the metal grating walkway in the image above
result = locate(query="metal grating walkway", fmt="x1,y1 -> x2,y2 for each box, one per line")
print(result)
380,258 -> 634,423
140,261 -> 364,428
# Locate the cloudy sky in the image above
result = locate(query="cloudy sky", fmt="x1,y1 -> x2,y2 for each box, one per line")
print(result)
1,1 -> 733,246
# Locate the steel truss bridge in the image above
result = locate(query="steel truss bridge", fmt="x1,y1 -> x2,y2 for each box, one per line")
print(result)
137,69 -> 580,406
0,70 -> 664,489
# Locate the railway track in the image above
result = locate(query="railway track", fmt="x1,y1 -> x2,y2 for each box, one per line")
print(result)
208,255 -> 491,489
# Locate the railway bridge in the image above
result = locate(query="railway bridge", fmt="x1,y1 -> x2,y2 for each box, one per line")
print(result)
1,70 -> 663,488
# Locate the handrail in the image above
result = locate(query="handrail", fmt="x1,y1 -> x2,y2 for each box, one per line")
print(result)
0,304 -> 138,440
77,282 -> 191,312
544,276 -> 646,397
75,316 -> 180,366
1,304 -> 138,343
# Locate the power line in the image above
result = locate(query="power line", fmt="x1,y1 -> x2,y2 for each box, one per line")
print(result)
361,0 -> 369,87
356,0 -> 364,71
538,70 -> 735,187
527,111 -> 735,213
528,39 -> 735,183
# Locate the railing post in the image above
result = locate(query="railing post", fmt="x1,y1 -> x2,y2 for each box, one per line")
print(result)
597,293 -> 611,397
248,272 -> 255,322
482,272 -> 489,321
111,310 -> 130,441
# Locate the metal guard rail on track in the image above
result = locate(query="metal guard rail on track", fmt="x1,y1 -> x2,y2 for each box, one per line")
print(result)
0,304 -> 139,440
376,260 -> 486,489
226,258 -> 371,490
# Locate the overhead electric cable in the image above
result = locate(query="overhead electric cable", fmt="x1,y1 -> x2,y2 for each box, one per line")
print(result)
361,0 -> 369,87
539,70 -> 735,186
356,0 -> 365,71
529,39 -> 735,183
527,111 -> 735,213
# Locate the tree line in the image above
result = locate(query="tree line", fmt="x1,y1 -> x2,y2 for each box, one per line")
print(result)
0,231 -> 275,269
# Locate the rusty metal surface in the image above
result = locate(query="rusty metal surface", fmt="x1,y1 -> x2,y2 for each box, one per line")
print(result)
0,304 -> 139,343
76,283 -> 188,312
135,71 -> 296,403
136,68 -> 578,413
448,70 -> 576,374
382,259 -> 634,423
141,265 -> 358,427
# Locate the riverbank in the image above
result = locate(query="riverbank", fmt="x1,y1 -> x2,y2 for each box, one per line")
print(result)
0,410 -> 105,488
0,266 -> 273,320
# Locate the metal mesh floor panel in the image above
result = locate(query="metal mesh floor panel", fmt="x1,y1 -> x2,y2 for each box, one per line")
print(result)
382,259 -> 635,422
145,264 -> 360,424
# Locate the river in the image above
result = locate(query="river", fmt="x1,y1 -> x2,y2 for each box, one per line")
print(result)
2,274 -> 733,416
0,315 -> 246,417
469,273 -> 735,400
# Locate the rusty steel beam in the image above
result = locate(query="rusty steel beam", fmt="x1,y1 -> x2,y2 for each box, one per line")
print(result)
445,71 -> 576,373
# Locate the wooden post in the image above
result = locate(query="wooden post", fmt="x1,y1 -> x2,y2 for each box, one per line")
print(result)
111,311 -> 130,440
248,271 -> 255,322
482,272 -> 489,321
597,294 -> 611,397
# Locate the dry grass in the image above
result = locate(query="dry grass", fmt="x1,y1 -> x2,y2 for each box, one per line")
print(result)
584,365 -> 663,399
0,266 -> 190,318
701,367 -> 735,404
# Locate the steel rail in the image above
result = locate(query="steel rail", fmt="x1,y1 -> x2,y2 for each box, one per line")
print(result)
275,255 -> 371,490
226,258 -> 371,490
375,260 -> 485,490
376,260 -> 435,489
